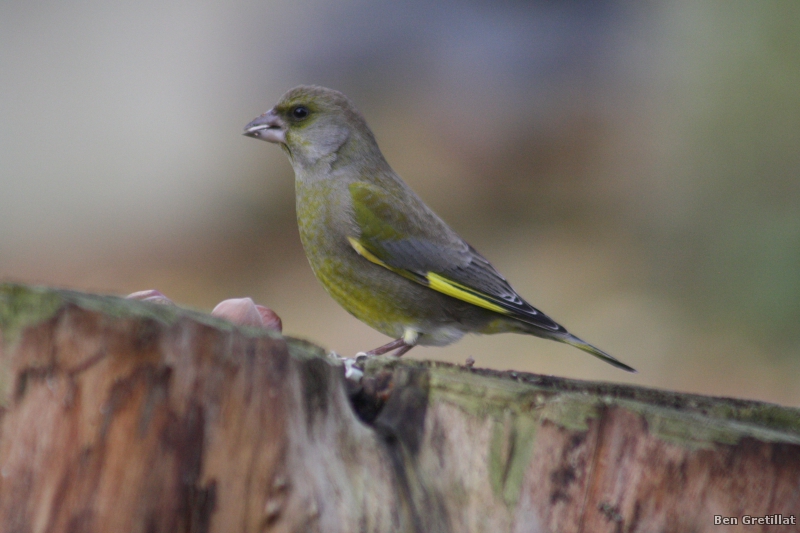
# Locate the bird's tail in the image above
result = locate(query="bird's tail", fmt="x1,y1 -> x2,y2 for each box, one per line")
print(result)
562,334 -> 636,373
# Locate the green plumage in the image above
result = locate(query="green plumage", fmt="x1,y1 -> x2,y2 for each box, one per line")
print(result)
244,85 -> 635,372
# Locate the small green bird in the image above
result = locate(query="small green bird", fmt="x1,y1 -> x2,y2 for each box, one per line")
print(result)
244,85 -> 634,372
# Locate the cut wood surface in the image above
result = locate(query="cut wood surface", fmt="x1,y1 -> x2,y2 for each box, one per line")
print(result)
0,283 -> 798,532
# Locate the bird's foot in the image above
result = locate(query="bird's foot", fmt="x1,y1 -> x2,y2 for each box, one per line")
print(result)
327,351 -> 365,381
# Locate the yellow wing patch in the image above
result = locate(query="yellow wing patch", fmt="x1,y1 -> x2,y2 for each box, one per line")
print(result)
348,236 -> 388,267
348,236 -> 422,284
348,236 -> 510,315
426,273 -> 508,314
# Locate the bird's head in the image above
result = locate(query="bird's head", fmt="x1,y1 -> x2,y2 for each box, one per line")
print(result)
244,85 -> 381,171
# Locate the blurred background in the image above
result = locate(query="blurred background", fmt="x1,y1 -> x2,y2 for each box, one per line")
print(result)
2,1 -> 799,405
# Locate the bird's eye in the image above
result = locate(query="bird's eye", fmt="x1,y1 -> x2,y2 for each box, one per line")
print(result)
291,106 -> 309,119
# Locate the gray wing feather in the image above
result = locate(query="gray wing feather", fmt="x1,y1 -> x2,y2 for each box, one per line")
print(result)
378,237 -> 565,333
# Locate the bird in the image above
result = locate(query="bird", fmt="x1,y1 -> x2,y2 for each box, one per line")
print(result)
244,85 -> 635,372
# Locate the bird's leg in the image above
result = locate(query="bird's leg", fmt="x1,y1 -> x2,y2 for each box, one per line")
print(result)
392,343 -> 415,357
365,338 -> 407,356
364,328 -> 419,357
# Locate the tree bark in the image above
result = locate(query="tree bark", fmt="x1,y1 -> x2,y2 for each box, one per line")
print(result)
0,283 -> 798,532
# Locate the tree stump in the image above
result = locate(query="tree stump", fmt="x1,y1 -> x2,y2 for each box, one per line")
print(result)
0,283 -> 798,532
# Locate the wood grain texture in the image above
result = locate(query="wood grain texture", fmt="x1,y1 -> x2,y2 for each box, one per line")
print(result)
1,284 -> 799,532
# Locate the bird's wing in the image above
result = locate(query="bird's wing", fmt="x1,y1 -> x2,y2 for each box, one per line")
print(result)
348,182 -> 565,333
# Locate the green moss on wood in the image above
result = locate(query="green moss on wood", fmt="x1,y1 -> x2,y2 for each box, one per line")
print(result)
360,358 -> 800,454
488,411 -> 537,507
0,284 -> 65,348
0,283 -> 284,349
616,398 -> 800,448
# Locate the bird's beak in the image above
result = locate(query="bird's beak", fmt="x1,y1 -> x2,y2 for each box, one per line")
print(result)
243,108 -> 286,144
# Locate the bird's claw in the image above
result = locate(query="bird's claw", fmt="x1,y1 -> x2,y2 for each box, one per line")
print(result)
327,351 -> 365,382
